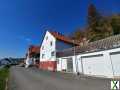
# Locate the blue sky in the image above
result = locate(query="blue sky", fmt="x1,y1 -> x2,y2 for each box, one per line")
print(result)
0,0 -> 120,58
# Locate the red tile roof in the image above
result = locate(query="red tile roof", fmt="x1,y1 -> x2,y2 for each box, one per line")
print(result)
26,45 -> 40,58
50,31 -> 80,45
29,45 -> 40,54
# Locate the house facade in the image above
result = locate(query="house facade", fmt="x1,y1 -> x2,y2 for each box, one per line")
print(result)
40,31 -> 79,71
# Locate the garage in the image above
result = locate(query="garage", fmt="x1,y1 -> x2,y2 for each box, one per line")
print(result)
81,54 -> 107,76
110,51 -> 120,76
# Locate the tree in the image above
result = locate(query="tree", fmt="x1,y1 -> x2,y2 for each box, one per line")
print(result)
88,4 -> 101,31
71,28 -> 85,40
71,4 -> 117,43
87,4 -> 113,41
110,14 -> 120,35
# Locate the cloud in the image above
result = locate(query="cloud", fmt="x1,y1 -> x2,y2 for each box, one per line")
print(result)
19,36 -> 32,43
25,38 -> 31,42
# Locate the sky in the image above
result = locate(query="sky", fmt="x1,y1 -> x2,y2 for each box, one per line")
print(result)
0,0 -> 120,58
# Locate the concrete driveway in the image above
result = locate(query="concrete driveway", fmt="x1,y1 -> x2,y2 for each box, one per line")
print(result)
9,66 -> 116,90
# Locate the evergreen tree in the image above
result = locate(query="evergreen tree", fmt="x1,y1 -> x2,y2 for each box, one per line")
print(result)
87,4 -> 112,41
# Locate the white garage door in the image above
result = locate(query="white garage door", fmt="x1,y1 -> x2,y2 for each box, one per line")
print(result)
82,54 -> 107,76
110,51 -> 120,76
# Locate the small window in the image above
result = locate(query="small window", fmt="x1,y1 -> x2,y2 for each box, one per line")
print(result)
50,41 -> 53,46
51,51 -> 55,56
42,54 -> 45,59
46,36 -> 48,40
42,46 -> 44,50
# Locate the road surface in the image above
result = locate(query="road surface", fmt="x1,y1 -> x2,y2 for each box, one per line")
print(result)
9,66 -> 114,90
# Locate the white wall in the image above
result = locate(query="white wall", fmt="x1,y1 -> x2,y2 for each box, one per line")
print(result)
110,51 -> 120,76
40,31 -> 56,62
57,58 -> 67,71
56,58 -> 61,71
57,56 -> 75,72
57,55 -> 86,74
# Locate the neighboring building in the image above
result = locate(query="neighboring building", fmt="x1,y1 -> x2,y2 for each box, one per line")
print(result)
40,31 -> 79,71
26,45 -> 40,68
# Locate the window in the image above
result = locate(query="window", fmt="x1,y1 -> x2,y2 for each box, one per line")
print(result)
42,54 -> 45,59
51,51 -> 55,56
50,41 -> 53,46
46,36 -> 48,40
42,46 -> 44,50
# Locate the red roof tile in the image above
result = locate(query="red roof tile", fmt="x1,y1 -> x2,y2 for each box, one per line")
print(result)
50,31 -> 80,45
29,45 -> 40,54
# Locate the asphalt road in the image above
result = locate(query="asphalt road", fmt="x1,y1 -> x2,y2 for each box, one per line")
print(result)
9,66 -> 115,90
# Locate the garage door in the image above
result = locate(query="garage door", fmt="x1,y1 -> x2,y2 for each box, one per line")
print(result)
110,51 -> 120,76
82,54 -> 106,76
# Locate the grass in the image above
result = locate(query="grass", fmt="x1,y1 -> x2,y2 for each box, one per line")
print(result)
0,66 -> 10,90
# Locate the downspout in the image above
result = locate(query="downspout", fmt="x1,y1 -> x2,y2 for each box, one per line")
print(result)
109,54 -> 115,78
81,57 -> 84,75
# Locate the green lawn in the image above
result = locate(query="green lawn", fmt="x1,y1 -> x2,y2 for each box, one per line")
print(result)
0,66 -> 9,90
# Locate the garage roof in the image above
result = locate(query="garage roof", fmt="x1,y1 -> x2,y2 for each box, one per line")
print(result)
57,34 -> 120,57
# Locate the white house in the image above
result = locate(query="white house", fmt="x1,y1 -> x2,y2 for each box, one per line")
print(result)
40,31 -> 79,71
57,34 -> 120,78
25,45 -> 40,68
40,30 -> 120,78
